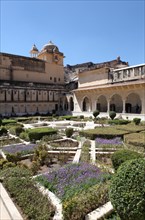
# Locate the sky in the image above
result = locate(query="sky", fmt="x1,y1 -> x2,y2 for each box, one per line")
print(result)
0,0 -> 145,66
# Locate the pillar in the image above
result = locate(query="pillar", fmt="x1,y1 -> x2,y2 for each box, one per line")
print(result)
122,99 -> 126,113
107,99 -> 110,112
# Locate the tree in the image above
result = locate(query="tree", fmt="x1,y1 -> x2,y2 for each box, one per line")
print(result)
109,111 -> 116,120
93,110 -> 100,119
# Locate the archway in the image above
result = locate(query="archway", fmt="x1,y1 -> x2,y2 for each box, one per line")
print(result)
97,95 -> 107,112
126,93 -> 141,113
82,97 -> 90,111
64,98 -> 68,111
69,97 -> 74,111
110,94 -> 123,113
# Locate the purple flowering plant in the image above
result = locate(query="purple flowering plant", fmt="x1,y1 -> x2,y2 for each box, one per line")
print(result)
36,162 -> 110,201
2,144 -> 37,155
95,137 -> 123,149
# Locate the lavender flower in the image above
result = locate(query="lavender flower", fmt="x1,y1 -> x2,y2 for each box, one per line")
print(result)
37,163 -> 109,201
2,144 -> 37,155
96,137 -> 122,145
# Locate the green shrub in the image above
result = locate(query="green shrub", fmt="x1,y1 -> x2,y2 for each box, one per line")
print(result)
19,131 -> 29,141
133,118 -> 141,125
124,132 -> 145,148
0,127 -> 8,136
109,111 -> 116,120
79,127 -> 128,140
15,126 -> 24,136
2,119 -> 17,125
63,182 -> 109,220
28,127 -> 57,141
79,115 -> 84,119
65,128 -> 74,138
93,110 -> 100,119
6,153 -> 21,164
108,119 -> 131,125
111,149 -> 143,171
109,159 -> 145,220
0,159 -> 8,169
61,115 -> 78,120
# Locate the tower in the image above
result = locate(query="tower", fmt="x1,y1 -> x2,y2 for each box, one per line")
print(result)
30,44 -> 39,58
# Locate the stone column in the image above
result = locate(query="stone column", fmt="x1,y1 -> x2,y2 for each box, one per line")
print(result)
107,99 -> 110,112
141,96 -> 145,114
122,99 -> 126,113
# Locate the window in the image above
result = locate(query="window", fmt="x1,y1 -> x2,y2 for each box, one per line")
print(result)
50,77 -> 52,80
58,78 -> 60,81
54,77 -> 56,82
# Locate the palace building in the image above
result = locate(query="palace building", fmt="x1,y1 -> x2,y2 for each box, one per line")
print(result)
72,61 -> 145,120
0,41 -> 145,120
0,41 -> 67,116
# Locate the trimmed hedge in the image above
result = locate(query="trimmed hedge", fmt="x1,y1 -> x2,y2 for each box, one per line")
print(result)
60,115 -> 78,120
109,159 -> 145,220
2,119 -> 17,125
111,149 -> 143,171
109,111 -> 116,120
124,132 -> 145,148
79,127 -> 129,140
65,127 -> 74,137
28,127 -> 57,141
108,119 -> 131,125
1,167 -> 55,220
133,117 -> 141,125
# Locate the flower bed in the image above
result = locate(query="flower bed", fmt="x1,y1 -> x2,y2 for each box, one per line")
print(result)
0,166 -> 55,220
36,163 -> 110,220
50,139 -> 78,148
2,143 -> 37,156
95,137 -> 123,149
0,138 -> 22,146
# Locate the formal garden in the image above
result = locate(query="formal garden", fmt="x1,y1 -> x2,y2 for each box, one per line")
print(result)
0,112 -> 145,220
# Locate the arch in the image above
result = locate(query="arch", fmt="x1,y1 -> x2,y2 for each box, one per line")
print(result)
97,95 -> 107,112
82,97 -> 90,112
64,97 -> 69,111
110,94 -> 123,113
125,93 -> 141,113
69,97 -> 74,111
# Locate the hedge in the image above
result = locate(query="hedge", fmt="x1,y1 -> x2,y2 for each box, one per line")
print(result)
124,132 -> 145,148
111,149 -> 143,171
79,127 -> 129,140
28,127 -> 57,141
108,119 -> 131,125
109,159 -> 145,220
60,115 -> 78,120
2,119 -> 17,125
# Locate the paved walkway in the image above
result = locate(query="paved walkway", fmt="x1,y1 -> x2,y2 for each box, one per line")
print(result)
0,197 -> 12,220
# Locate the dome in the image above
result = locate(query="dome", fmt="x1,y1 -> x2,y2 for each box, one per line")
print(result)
41,40 -> 59,53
